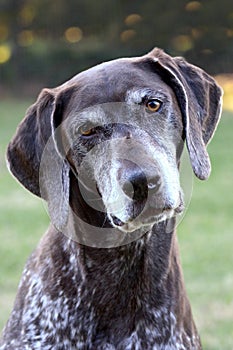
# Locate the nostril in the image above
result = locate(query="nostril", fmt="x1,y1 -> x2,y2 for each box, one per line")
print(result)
122,180 -> 134,199
147,176 -> 161,192
148,182 -> 157,190
121,173 -> 161,200
121,173 -> 148,202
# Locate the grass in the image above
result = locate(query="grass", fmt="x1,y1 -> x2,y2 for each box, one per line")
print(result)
0,99 -> 49,330
179,112 -> 233,350
0,99 -> 233,349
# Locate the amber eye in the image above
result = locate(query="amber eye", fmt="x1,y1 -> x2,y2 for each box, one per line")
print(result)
80,128 -> 93,136
145,99 -> 162,112
78,123 -> 96,136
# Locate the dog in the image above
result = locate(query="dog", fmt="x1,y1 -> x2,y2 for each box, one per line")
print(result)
0,48 -> 222,349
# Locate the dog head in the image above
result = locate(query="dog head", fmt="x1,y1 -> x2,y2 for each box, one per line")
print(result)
7,48 -> 222,242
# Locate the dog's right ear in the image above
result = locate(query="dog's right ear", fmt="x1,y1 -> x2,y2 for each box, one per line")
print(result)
40,86 -> 76,231
7,85 -> 76,231
7,89 -> 55,197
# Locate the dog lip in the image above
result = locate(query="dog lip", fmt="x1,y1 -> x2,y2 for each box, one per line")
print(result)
174,203 -> 184,214
110,214 -> 125,227
109,202 -> 184,232
109,210 -> 167,231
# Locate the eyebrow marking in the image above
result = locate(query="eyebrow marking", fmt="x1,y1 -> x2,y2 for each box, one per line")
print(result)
125,88 -> 167,105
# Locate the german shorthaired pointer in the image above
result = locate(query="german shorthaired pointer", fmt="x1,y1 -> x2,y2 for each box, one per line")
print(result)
1,48 -> 222,349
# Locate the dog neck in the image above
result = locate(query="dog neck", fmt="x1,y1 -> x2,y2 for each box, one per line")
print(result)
51,220 -> 198,347
67,170 -> 184,303
47,171 -> 199,347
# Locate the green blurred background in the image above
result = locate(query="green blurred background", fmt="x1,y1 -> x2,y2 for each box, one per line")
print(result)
0,0 -> 233,93
0,1 -> 233,349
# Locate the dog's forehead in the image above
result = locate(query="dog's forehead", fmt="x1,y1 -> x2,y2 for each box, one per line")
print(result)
66,57 -> 173,107
70,56 -> 149,85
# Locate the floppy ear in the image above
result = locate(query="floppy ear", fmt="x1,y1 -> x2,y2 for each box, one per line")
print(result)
7,89 -> 55,196
148,48 -> 223,180
39,86 -> 75,231
7,85 -> 74,231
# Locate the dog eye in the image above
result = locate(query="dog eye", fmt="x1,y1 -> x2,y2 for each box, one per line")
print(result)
145,99 -> 162,112
80,128 -> 94,136
78,123 -> 96,137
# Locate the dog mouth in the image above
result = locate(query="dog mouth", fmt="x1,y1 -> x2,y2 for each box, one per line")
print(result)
75,159 -> 184,233
109,202 -> 184,233
110,214 -> 125,227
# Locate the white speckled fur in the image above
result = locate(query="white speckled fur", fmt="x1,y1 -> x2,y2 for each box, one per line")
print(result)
0,229 -> 201,349
1,47 -> 222,349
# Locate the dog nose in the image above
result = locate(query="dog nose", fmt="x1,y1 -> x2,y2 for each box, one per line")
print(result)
121,172 -> 161,202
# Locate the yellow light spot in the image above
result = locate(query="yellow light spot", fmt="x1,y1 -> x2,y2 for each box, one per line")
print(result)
0,24 -> 9,41
0,44 -> 11,64
120,30 -> 136,43
215,74 -> 233,112
18,30 -> 34,47
191,28 -> 202,39
201,49 -> 212,55
124,14 -> 142,26
185,1 -> 202,12
65,27 -> 83,43
19,5 -> 36,26
226,29 -> 233,38
172,35 -> 193,52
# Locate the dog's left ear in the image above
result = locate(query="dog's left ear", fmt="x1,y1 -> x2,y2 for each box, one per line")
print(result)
147,48 -> 223,180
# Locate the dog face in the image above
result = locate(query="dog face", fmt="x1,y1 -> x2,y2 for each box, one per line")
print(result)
7,48 -> 223,244
54,67 -> 184,233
